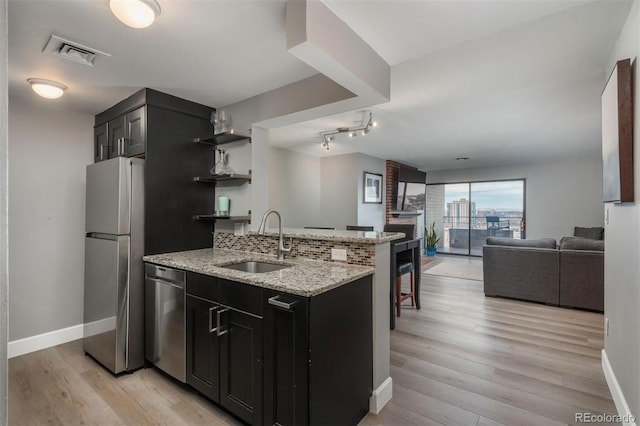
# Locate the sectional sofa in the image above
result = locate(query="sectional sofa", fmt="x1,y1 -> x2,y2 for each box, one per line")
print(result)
482,234 -> 604,311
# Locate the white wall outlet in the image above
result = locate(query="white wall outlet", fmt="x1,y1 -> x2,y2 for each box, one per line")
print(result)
331,248 -> 347,261
605,317 -> 610,336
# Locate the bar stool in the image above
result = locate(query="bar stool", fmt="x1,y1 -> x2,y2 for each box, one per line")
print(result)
395,261 -> 415,316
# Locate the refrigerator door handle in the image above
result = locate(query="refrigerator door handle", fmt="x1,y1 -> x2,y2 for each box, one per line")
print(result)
86,232 -> 119,241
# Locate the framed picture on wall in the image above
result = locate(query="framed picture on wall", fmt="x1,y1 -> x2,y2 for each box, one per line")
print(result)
602,58 -> 633,203
363,172 -> 383,204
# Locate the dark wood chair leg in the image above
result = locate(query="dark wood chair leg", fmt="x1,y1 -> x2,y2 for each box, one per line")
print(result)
395,276 -> 401,317
410,270 -> 415,306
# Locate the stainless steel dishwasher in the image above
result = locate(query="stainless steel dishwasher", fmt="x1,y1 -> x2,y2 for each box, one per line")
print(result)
145,263 -> 186,382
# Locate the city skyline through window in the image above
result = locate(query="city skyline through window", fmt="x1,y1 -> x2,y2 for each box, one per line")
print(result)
427,179 -> 525,256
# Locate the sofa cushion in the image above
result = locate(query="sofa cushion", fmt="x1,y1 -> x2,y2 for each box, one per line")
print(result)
574,226 -> 604,240
560,236 -> 604,251
485,237 -> 557,249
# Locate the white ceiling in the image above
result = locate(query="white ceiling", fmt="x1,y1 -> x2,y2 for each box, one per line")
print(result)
8,0 -> 634,172
8,0 -> 317,113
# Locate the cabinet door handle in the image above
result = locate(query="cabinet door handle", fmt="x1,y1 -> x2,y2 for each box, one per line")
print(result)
208,305 -> 219,333
121,137 -> 128,155
117,137 -> 126,156
216,308 -> 230,336
99,145 -> 106,160
268,295 -> 297,310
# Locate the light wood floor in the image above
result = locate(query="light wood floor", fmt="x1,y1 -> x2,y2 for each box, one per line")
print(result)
9,271 -> 615,425
361,272 -> 616,426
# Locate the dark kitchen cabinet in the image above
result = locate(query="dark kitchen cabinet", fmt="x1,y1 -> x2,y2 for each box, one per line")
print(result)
263,275 -> 373,426
94,122 -> 108,162
263,292 -> 309,426
107,106 -> 146,159
95,88 -> 215,254
107,115 -> 124,159
219,307 -> 262,424
186,294 -> 220,402
124,106 -> 146,156
186,272 -> 263,425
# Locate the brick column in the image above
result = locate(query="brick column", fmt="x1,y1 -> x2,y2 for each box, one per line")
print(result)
385,160 -> 400,223
385,160 -> 421,237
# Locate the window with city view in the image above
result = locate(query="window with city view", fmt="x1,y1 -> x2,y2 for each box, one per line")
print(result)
426,179 -> 525,256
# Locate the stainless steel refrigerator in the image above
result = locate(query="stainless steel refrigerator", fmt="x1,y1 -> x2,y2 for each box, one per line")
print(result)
83,157 -> 145,374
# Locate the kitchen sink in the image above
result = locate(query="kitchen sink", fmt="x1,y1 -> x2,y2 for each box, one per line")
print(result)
221,261 -> 291,273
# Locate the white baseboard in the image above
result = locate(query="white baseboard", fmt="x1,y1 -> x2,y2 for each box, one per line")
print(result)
8,323 -> 84,358
83,317 -> 116,338
602,349 -> 638,426
369,376 -> 393,414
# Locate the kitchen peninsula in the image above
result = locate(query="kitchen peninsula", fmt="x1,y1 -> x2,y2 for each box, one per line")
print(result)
144,228 -> 403,424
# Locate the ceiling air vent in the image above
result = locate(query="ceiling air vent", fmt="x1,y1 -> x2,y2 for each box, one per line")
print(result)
43,34 -> 111,67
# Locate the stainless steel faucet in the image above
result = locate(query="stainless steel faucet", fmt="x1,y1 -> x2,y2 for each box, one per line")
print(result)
257,209 -> 292,260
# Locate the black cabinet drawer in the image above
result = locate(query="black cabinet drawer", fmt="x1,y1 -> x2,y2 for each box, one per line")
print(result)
219,279 -> 263,316
187,272 -> 219,301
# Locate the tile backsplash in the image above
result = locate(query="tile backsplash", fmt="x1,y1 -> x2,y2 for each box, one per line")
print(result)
214,233 -> 376,266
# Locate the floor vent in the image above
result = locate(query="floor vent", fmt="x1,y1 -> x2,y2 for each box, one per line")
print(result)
43,34 -> 111,67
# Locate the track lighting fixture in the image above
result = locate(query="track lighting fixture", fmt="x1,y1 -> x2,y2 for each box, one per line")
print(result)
319,112 -> 377,151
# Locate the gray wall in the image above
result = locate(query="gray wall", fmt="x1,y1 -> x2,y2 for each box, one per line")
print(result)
320,154 -> 359,229
249,127 -> 269,231
603,0 -> 640,420
426,157 -> 604,241
8,100 -> 93,340
267,149 -> 386,230
268,147 -> 321,227
1,0 -> 9,420
356,154 -> 386,231
320,152 -> 387,230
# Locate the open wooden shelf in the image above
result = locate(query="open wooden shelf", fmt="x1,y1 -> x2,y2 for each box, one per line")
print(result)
194,214 -> 251,222
193,173 -> 251,184
193,130 -> 251,146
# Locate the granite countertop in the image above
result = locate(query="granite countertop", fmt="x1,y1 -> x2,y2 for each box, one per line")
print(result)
143,248 -> 375,297
252,228 -> 405,244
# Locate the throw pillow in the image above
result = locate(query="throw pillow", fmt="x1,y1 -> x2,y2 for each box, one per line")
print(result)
560,236 -> 604,251
574,226 -> 604,240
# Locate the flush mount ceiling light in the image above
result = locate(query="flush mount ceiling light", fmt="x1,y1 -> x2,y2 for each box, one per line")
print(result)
109,0 -> 161,29
27,78 -> 68,99
319,112 -> 377,152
